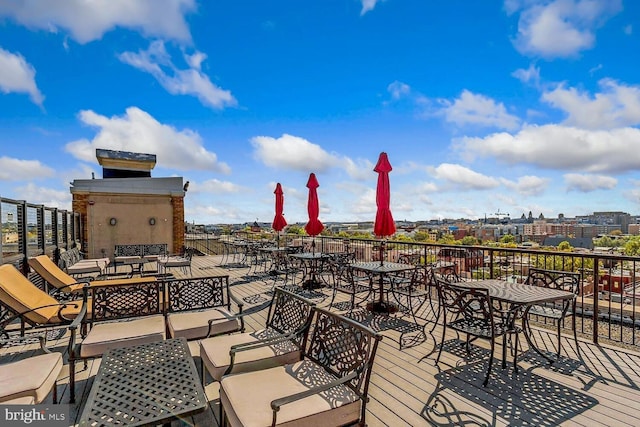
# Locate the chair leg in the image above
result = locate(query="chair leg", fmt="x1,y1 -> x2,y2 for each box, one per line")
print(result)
512,331 -> 519,374
484,340 -> 495,387
435,324 -> 447,365
201,358 -> 206,386
572,315 -> 581,357
69,360 -> 75,404
52,380 -> 58,404
556,322 -> 562,358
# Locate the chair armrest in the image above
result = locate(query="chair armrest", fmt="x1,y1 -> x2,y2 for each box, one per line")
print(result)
0,331 -> 50,353
225,330 -> 303,376
228,289 -> 245,310
270,371 -> 358,413
229,330 -> 301,355
0,302 -> 82,329
67,287 -> 89,360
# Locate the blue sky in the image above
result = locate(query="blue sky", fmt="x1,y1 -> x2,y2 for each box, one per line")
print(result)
1,0 -> 639,225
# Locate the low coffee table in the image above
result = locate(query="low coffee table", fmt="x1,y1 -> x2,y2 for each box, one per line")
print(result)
79,338 -> 207,426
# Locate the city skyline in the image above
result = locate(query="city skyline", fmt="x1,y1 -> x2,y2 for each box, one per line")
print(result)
1,1 -> 640,225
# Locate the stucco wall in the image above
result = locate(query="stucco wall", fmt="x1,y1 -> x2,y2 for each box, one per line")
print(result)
84,194 -> 175,258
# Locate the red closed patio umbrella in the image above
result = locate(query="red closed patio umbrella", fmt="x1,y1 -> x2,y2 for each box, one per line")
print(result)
272,183 -> 287,247
373,152 -> 396,264
305,173 -> 324,252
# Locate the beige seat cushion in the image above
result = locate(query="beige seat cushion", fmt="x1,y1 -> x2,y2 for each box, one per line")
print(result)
220,359 -> 360,427
66,262 -> 102,275
0,352 -> 63,404
80,315 -> 166,358
167,308 -> 240,340
201,329 -> 301,381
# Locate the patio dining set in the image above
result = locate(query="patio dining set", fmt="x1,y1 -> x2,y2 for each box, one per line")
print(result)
226,240 -> 580,386
0,237 -> 582,426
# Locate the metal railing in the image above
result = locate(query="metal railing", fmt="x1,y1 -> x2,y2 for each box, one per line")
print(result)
186,232 -> 640,349
1,197 -> 81,275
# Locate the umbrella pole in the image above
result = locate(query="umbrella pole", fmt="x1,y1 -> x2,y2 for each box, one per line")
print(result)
380,239 -> 385,266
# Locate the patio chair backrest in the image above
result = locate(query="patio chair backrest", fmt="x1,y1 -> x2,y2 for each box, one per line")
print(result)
89,280 -> 163,323
436,277 -> 494,322
266,287 -> 316,337
524,268 -> 579,313
525,268 -> 580,294
304,308 -> 382,395
164,276 -> 230,313
0,264 -> 61,325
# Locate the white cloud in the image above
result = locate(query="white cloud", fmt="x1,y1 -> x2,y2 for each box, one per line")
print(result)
501,175 -> 550,196
0,156 -> 54,181
440,90 -> 520,130
542,79 -> 640,129
0,47 -> 44,105
417,181 -> 439,193
0,0 -> 196,44
64,106 -> 231,173
457,124 -> 640,173
387,81 -> 411,100
190,179 -> 244,194
250,134 -> 340,172
512,63 -> 540,86
510,0 -> 622,58
360,0 -> 383,16
564,173 -> 617,192
430,163 -> 500,190
15,183 -> 71,209
119,41 -> 236,110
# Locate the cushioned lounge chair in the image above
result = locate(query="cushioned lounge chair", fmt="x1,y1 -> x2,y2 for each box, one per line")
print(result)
28,255 -> 156,296
0,264 -> 88,335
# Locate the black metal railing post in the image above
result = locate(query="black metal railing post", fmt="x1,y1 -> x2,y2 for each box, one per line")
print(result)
592,256 -> 600,345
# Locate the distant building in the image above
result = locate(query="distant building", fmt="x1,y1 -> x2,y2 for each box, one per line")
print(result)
542,236 -> 594,250
70,149 -> 186,258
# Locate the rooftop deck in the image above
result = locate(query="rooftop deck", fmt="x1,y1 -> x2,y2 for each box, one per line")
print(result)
3,254 -> 640,426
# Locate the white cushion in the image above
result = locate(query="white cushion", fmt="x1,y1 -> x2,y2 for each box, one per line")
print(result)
220,359 -> 360,427
200,329 -> 301,381
80,315 -> 166,358
167,308 -> 240,340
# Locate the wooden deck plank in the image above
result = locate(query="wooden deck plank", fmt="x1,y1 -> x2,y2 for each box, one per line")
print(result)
4,254 -> 640,426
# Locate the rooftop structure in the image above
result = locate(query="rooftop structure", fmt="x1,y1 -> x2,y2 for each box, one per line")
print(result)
71,149 -> 185,258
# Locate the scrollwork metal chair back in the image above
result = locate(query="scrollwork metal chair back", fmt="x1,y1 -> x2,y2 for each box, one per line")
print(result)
165,276 -> 228,313
524,268 -> 580,358
90,282 -> 162,324
267,287 -> 315,339
305,308 -> 381,394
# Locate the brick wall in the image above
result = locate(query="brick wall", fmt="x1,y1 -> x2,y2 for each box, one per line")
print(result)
172,196 -> 184,253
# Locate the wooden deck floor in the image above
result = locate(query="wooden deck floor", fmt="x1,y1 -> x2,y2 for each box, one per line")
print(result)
3,254 -> 640,426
